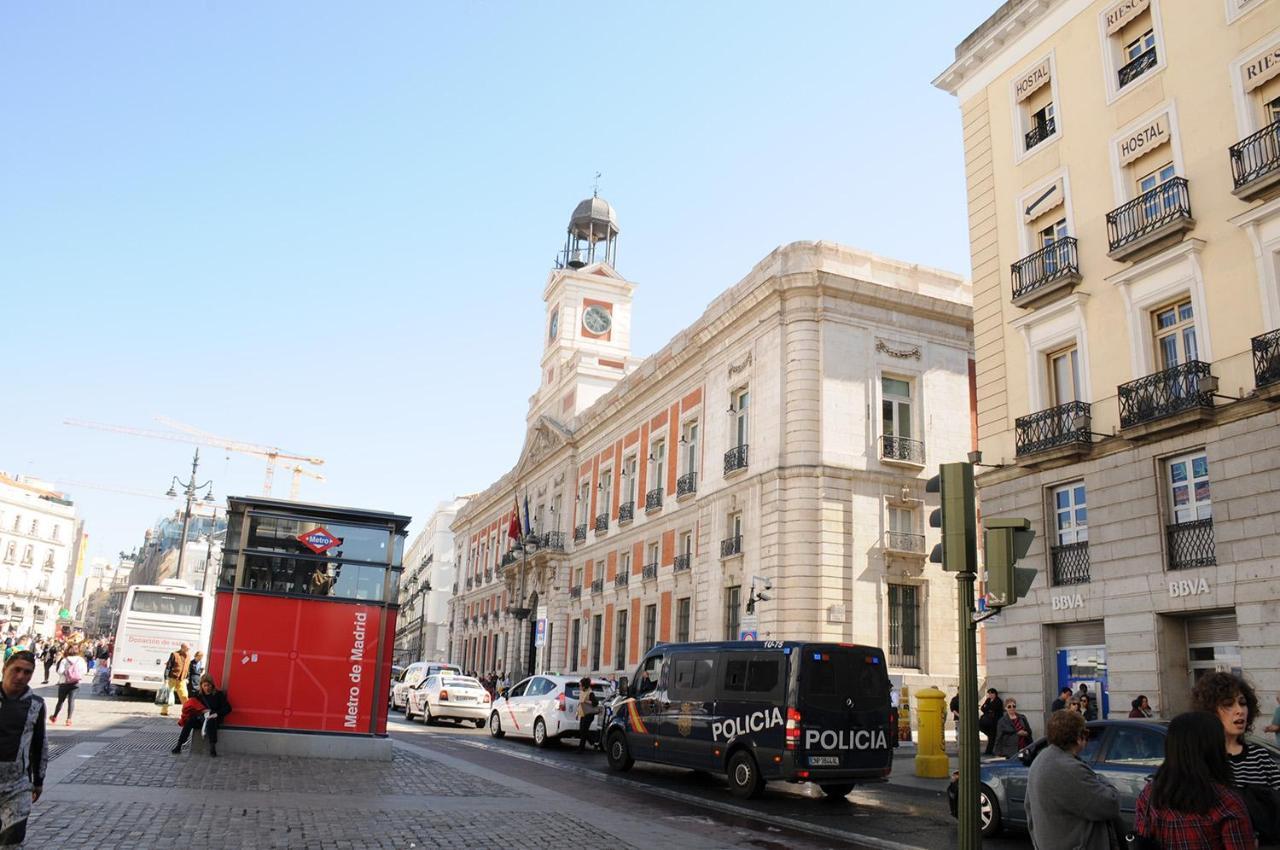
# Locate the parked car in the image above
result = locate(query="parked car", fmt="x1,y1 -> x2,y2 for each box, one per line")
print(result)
488,674 -> 613,747
390,661 -> 462,712
406,674 -> 490,727
948,719 -> 1280,837
387,666 -> 405,705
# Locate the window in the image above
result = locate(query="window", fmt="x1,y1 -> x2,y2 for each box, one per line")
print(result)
20,546 -> 32,566
569,619 -> 580,672
651,439 -> 666,489
647,542 -> 659,567
682,421 -> 699,473
1029,101 -> 1055,143
881,376 -> 913,441
729,513 -> 742,540
1152,299 -> 1197,369
1048,345 -> 1082,406
130,590 -> 203,617
1267,94 -> 1280,126
622,456 -> 637,504
1102,726 -> 1164,767
50,526 -> 59,542
620,551 -> 631,576
732,388 -> 749,447
1124,28 -> 1155,63
670,654 -> 715,701
2,543 -> 13,564
9,516 -> 17,532
578,482 -> 590,525
680,531 -> 693,557
1138,161 -> 1178,219
643,604 -> 657,652
599,470 -> 612,517
615,610 -> 628,669
590,614 -> 603,671
29,520 -> 37,537
676,597 -> 691,642
724,586 -> 741,640
722,654 -> 783,699
1053,484 -> 1089,545
1167,452 -> 1211,523
888,506 -> 913,536
888,584 -> 921,668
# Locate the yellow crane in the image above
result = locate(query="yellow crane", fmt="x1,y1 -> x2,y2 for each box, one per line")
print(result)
64,417 -> 325,498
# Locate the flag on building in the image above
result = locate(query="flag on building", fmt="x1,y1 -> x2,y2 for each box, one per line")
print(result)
522,494 -> 532,536
508,497 -> 521,541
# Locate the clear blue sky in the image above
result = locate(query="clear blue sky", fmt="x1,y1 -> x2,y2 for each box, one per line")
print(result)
1,2 -> 992,561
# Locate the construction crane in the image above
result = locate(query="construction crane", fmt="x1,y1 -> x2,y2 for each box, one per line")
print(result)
50,480 -> 223,517
64,417 -> 325,498
284,465 -> 326,500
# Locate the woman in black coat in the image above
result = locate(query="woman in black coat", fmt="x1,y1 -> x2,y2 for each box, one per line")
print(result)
979,688 -> 1002,755
171,675 -> 232,757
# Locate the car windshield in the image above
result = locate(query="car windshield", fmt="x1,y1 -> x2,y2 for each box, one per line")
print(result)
443,677 -> 480,688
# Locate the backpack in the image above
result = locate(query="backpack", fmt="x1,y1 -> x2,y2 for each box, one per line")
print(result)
64,659 -> 82,685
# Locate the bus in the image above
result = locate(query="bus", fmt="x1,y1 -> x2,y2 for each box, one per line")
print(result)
110,580 -> 212,693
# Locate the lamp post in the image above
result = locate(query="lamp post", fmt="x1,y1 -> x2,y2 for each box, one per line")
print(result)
166,449 -> 214,587
508,534 -> 538,678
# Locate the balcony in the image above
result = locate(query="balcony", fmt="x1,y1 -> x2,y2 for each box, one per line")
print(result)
673,553 -> 692,572
1106,177 -> 1194,261
1011,238 -> 1081,308
883,531 -> 926,556
569,585 -> 582,599
1167,518 -> 1215,570
720,535 -> 742,558
724,444 -> 749,475
1252,329 -> 1280,394
1118,361 -> 1214,433
595,513 -> 609,534
466,577 -> 474,590
645,488 -> 663,512
573,524 -> 588,543
618,502 -> 635,524
614,571 -> 629,588
677,472 -> 697,499
1230,120 -> 1280,200
540,531 -> 566,552
642,562 -> 658,582
483,570 -> 492,584
1024,116 -> 1056,151
500,551 -> 517,567
880,434 -> 925,467
1117,47 -> 1157,88
1050,541 -> 1091,586
591,578 -> 604,595
1015,401 -> 1092,460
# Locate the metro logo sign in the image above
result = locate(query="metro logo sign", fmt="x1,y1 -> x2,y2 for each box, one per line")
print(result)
297,526 -> 341,555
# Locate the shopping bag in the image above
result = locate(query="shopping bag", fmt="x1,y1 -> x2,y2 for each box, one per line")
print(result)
154,684 -> 174,706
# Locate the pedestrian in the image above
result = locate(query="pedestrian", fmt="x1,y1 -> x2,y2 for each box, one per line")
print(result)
1025,709 -> 1120,850
574,677 -> 599,752
994,697 -> 1033,758
1134,711 -> 1256,850
1079,693 -> 1098,721
187,651 -> 204,697
171,675 -> 231,758
159,643 -> 192,717
1051,686 -> 1072,712
950,692 -> 961,730
1264,692 -> 1280,748
0,651 -> 47,848
979,688 -> 1002,755
1129,695 -> 1154,718
1192,672 -> 1280,843
48,645 -> 87,728
1067,697 -> 1082,714
38,646 -> 55,687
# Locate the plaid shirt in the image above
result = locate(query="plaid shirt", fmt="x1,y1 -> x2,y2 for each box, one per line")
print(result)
1134,782 -> 1257,850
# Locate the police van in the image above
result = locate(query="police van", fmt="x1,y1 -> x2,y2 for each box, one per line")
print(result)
604,640 -> 895,799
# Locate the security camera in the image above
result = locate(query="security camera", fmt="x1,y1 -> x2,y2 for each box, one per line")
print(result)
755,591 -> 771,602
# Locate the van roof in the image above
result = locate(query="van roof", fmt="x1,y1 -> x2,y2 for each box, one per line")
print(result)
643,640 -> 884,654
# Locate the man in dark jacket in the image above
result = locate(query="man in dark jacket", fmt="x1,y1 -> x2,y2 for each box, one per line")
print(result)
0,651 -> 47,847
171,675 -> 232,758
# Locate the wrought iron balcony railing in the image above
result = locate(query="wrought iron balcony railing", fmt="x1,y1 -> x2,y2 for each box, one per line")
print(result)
642,562 -> 658,582
540,531 -> 566,552
880,434 -> 925,465
1167,518 -> 1215,570
1252,328 -> 1280,389
889,649 -> 920,669
677,472 -> 697,498
884,531 -> 925,554
1118,360 -> 1213,429
569,585 -> 582,599
466,577 -> 474,589
1051,541 -> 1090,585
1011,238 -> 1079,303
617,502 -> 634,524
1118,47 -> 1157,88
1106,177 -> 1192,257
595,513 -> 609,533
591,578 -> 604,595
724,444 -> 749,474
1230,119 -> 1280,197
501,551 -> 517,567
720,535 -> 742,558
1015,401 -> 1092,457
573,524 -> 588,542
673,553 -> 692,572
1024,116 -> 1056,150
645,488 -> 663,511
483,570 -> 492,584
614,570 -> 629,587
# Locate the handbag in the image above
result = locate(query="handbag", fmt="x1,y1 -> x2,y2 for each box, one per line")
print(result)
1123,834 -> 1161,850
154,684 -> 174,706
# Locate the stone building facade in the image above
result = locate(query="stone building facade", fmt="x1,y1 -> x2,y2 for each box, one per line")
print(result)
395,496 -> 469,665
446,199 -> 974,701
0,473 -> 79,638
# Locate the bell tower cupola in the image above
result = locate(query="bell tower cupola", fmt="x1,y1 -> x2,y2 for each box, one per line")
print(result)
557,193 -> 619,270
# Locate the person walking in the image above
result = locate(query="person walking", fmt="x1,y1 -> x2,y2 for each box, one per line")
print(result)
159,644 -> 192,717
38,646 -> 55,687
1025,709 -> 1120,850
1129,695 -> 1154,718
993,697 -> 1033,758
171,675 -> 231,758
1193,672 -> 1280,843
574,677 -> 599,752
0,651 -> 47,848
980,688 -> 1002,756
186,651 -> 204,698
1134,711 -> 1256,850
47,646 -> 87,727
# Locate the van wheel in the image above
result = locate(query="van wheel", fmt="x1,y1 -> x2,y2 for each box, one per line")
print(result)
606,731 -> 634,772
727,750 -> 764,799
819,782 -> 855,799
489,712 -> 505,739
533,718 -> 549,747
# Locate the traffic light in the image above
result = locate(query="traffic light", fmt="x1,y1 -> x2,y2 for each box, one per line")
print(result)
984,517 -> 1037,608
925,462 -> 977,573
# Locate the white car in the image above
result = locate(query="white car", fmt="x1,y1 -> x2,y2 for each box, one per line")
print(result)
390,661 -> 462,712
488,675 -> 613,747
406,674 -> 491,726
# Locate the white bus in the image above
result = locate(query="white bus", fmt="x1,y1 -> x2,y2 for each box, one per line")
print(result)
110,580 -> 213,693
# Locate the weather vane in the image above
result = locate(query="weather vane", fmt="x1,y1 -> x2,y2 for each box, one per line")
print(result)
592,171 -> 601,197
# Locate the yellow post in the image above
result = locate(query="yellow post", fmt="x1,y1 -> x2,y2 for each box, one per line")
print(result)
914,686 -> 950,778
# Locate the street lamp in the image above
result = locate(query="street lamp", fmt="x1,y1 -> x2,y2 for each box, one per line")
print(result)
167,449 -> 213,587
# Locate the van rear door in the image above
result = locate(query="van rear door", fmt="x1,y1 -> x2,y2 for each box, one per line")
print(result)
797,646 -> 893,774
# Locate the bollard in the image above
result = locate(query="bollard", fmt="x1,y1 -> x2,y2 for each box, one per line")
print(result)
914,686 -> 950,778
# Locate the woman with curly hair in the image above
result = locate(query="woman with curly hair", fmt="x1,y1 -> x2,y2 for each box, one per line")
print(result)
1192,672 -> 1280,843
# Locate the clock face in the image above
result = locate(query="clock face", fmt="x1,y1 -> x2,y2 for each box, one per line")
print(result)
582,305 -> 612,335
548,310 -> 559,343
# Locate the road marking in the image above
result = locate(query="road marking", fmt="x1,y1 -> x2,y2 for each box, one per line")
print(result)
443,735 -> 928,850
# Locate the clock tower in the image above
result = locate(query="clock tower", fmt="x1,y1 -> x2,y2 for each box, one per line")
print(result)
531,194 -> 638,425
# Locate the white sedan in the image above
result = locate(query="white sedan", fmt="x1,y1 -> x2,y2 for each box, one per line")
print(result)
406,674 -> 491,727
488,675 -> 613,747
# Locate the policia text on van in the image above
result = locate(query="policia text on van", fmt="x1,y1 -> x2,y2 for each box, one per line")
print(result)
604,641 -> 896,799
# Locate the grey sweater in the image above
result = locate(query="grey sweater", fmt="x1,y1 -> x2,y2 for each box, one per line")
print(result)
1025,744 -> 1120,850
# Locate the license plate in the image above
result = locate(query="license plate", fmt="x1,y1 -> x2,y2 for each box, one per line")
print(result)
809,756 -> 840,766
454,696 -> 475,703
